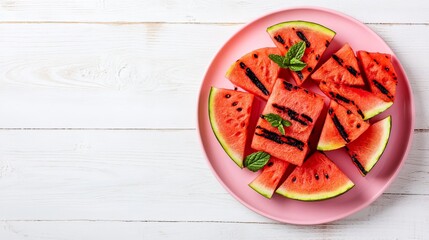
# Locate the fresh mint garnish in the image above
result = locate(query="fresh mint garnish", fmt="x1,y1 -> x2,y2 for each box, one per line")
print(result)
262,113 -> 291,135
269,41 -> 307,71
244,151 -> 271,172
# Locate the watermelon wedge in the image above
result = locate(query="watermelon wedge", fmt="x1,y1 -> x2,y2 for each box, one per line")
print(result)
317,101 -> 370,151
249,158 -> 289,198
346,116 -> 392,175
311,43 -> 365,86
319,81 -> 393,120
251,80 -> 325,166
226,47 -> 282,100
276,151 -> 354,201
357,51 -> 398,102
208,87 -> 254,168
267,21 -> 336,86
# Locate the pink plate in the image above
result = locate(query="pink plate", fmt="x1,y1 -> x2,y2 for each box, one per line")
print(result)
196,7 -> 414,224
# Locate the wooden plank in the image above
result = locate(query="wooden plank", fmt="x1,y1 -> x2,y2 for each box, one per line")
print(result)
0,23 -> 426,128
0,193 -> 428,240
0,129 -> 425,222
0,0 -> 427,23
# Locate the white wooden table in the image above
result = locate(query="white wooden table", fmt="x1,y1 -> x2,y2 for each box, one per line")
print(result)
0,1 -> 428,239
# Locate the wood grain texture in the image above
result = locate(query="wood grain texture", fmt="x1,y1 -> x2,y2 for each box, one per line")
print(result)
0,23 -> 427,128
0,0 -> 428,23
0,130 -> 425,222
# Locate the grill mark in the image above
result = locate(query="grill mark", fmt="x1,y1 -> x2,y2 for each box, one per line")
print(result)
357,109 -> 365,119
329,93 -> 365,119
255,126 -> 305,150
325,40 -> 330,47
346,66 -> 359,77
296,71 -> 304,80
296,31 -> 311,48
283,81 -> 293,91
301,114 -> 313,123
332,54 -> 344,66
334,93 -> 351,104
272,103 -> 311,126
331,114 -> 350,142
239,62 -> 269,96
372,80 -> 394,99
350,154 -> 368,175
274,35 -> 285,44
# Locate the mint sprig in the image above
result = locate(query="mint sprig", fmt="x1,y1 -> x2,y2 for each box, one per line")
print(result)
244,151 -> 270,172
262,113 -> 292,135
269,41 -> 307,71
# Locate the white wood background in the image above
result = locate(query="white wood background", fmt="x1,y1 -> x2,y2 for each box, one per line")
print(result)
0,0 -> 428,239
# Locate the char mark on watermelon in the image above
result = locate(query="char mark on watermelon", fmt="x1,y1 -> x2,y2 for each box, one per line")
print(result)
271,103 -> 312,126
238,61 -> 270,96
329,109 -> 350,143
254,126 -> 305,150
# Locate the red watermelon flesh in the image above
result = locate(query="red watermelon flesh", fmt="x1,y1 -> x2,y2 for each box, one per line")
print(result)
346,116 -> 392,176
357,51 -> 398,102
251,80 -> 325,166
208,87 -> 254,168
319,81 -> 393,120
276,151 -> 354,201
226,47 -> 282,100
249,157 -> 289,198
317,101 -> 370,151
267,21 -> 336,86
312,43 -> 365,86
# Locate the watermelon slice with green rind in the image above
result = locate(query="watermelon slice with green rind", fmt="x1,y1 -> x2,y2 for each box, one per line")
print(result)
226,47 -> 282,100
317,101 -> 370,151
357,51 -> 398,102
276,151 -> 354,201
319,81 -> 393,120
249,158 -> 289,198
208,87 -> 254,168
312,43 -> 365,86
346,116 -> 392,175
267,21 -> 336,86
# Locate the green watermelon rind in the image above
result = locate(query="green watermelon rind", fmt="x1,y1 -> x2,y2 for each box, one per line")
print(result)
363,102 -> 394,120
208,87 -> 244,168
267,20 -> 336,37
275,180 -> 355,201
351,116 -> 392,175
249,181 -> 274,199
316,139 -> 345,151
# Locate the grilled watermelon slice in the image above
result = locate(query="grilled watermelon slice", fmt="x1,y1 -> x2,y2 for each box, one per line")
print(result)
226,47 -> 282,100
251,80 -> 325,166
267,21 -> 336,86
249,158 -> 289,198
208,87 -> 254,168
312,43 -> 365,86
346,116 -> 392,175
317,101 -> 370,151
276,151 -> 354,201
357,51 -> 398,102
319,81 -> 393,120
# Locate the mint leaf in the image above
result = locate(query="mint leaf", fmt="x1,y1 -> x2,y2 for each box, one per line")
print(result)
278,124 -> 285,135
262,113 -> 292,135
289,58 -> 307,71
282,119 -> 292,127
268,54 -> 285,68
244,151 -> 270,172
269,41 -> 307,72
287,41 -> 306,61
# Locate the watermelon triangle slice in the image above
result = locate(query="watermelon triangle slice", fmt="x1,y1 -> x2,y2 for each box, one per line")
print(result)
276,151 -> 354,201
312,43 -> 365,86
357,51 -> 398,102
248,157 -> 289,198
226,47 -> 282,100
317,101 -> 370,151
346,116 -> 392,175
208,87 -> 254,168
319,81 -> 393,120
267,21 -> 336,86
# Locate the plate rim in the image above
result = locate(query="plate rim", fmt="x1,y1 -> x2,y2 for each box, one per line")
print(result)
196,6 -> 415,225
